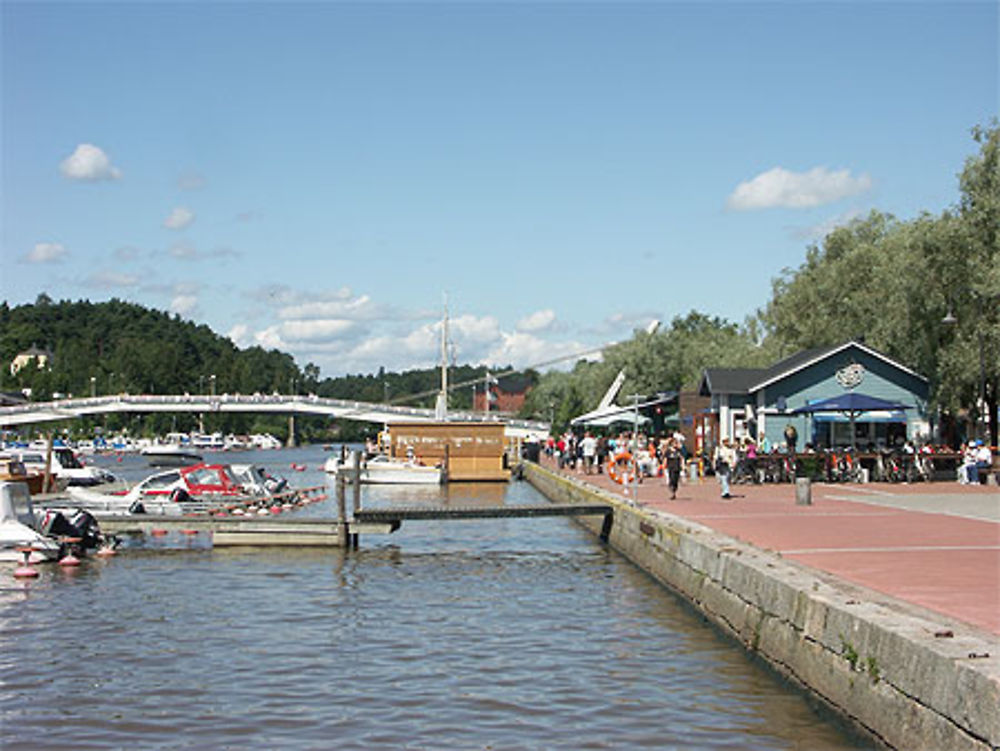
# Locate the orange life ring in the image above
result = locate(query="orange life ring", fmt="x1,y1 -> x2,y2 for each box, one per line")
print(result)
607,452 -> 636,485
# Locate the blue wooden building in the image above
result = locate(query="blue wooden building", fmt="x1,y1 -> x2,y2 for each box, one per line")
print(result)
698,341 -> 930,450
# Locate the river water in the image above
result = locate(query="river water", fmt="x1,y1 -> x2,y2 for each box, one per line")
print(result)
1,445 -> 873,750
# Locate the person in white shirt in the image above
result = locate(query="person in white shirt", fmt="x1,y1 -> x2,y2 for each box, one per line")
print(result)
580,432 -> 598,475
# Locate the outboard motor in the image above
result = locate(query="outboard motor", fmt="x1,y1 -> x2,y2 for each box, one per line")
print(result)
39,509 -> 79,539
68,509 -> 103,551
264,473 -> 288,495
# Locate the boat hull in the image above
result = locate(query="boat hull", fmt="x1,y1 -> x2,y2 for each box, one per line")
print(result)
324,457 -> 443,485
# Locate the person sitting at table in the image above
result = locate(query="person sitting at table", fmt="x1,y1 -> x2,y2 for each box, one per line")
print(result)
974,440 -> 993,484
960,441 -> 978,484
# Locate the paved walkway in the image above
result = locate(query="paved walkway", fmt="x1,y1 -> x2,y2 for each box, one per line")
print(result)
543,457 -> 1000,635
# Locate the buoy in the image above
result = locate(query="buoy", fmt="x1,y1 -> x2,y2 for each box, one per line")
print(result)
231,508 -> 245,516
14,548 -> 39,579
59,552 -> 81,567
150,528 -> 168,537
180,529 -> 199,536
269,506 -> 282,514
256,507 -> 269,516
14,564 -> 39,579
96,545 -> 117,557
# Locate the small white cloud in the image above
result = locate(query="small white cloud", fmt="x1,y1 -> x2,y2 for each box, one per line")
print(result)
25,242 -> 67,264
726,166 -> 872,210
228,324 -> 251,347
170,294 -> 198,316
84,270 -> 141,289
486,331 -> 590,371
279,294 -> 377,321
163,206 -> 195,230
516,309 -> 557,333
60,143 -> 122,182
281,319 -> 357,341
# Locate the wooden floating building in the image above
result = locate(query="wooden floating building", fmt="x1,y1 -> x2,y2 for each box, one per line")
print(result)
387,421 -> 510,482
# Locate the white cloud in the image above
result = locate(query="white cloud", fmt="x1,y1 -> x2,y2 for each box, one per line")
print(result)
726,166 -> 872,210
516,309 -> 557,333
25,242 -> 67,264
83,270 -> 141,289
279,294 -> 379,321
59,143 -> 122,181
486,331 -> 597,371
281,319 -> 358,341
228,324 -> 251,347
170,294 -> 198,316
167,241 -> 239,261
163,206 -> 195,230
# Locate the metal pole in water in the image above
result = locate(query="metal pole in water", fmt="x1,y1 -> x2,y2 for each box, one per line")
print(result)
351,450 -> 362,550
336,471 -> 348,547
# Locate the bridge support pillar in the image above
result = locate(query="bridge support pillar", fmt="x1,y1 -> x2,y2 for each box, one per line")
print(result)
287,415 -> 296,448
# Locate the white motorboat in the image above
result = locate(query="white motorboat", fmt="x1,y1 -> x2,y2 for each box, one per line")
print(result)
0,446 -> 115,487
141,444 -> 203,467
64,463 -> 283,515
323,454 -> 444,485
0,481 -> 62,562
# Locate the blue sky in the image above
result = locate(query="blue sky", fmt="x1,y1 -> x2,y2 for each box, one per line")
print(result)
2,1 -> 996,377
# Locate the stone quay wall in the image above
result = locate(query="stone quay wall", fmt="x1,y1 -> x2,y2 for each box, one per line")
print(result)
525,462 -> 999,751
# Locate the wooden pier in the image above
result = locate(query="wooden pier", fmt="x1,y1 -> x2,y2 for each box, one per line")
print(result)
95,502 -> 613,547
353,503 -> 612,523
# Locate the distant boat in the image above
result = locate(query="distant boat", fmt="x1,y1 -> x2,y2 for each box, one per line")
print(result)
141,444 -> 203,467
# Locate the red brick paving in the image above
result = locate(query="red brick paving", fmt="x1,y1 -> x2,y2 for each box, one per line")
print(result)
542,456 -> 1000,634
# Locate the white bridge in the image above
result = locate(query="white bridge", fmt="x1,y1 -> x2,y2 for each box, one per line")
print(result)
0,393 -> 549,438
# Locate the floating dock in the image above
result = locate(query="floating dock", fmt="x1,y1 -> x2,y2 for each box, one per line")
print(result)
95,502 -> 614,546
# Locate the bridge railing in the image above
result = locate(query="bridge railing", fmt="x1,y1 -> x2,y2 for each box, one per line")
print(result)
0,393 -> 550,433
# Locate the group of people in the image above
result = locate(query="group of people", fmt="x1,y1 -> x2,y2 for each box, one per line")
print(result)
544,427 -> 995,499
959,439 -> 994,484
545,430 -> 690,499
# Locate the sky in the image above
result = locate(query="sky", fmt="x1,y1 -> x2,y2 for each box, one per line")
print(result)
2,1 -> 997,378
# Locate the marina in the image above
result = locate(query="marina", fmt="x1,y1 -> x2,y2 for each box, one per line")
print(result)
0,445 -> 875,750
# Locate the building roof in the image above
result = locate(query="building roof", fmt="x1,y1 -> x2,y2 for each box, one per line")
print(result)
699,368 -> 767,396
18,344 -> 53,358
699,341 -> 928,397
747,341 -> 927,391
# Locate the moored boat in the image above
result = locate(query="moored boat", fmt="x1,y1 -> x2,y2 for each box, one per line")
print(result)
323,453 -> 444,485
1,481 -> 114,563
141,444 -> 204,467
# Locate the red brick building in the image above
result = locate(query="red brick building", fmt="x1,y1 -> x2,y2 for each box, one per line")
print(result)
472,373 -> 534,414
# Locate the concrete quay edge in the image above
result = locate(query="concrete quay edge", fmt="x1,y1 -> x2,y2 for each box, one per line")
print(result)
525,462 -> 999,751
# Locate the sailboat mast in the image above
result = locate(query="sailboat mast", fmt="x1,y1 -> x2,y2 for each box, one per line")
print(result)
435,294 -> 449,419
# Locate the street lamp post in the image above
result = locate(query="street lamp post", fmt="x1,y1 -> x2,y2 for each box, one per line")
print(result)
90,376 -> 96,398
210,374 -> 216,398
199,375 -> 204,394
943,290 -> 998,443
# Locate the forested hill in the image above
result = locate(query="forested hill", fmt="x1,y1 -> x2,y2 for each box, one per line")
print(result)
0,296 -> 299,400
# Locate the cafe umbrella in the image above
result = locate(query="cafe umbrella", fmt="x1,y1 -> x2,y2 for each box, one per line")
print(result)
790,393 -> 913,449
